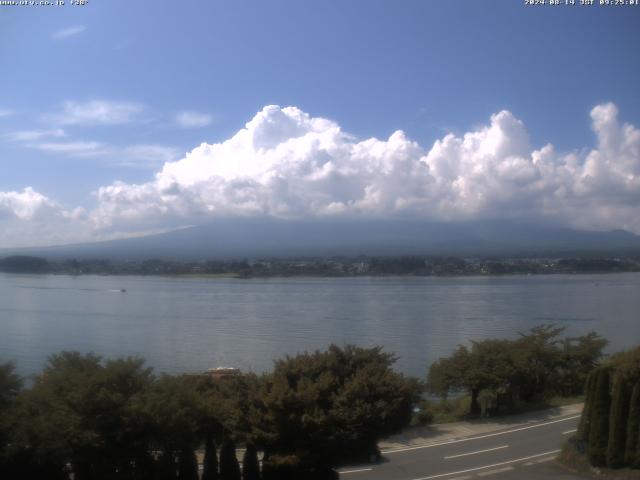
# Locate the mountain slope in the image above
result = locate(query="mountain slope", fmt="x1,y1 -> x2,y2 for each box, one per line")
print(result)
3,219 -> 640,260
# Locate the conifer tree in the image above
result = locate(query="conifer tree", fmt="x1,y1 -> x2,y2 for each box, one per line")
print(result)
588,368 -> 611,467
606,374 -> 631,468
133,451 -> 156,480
220,439 -> 241,480
242,443 -> 261,480
177,449 -> 199,480
202,434 -> 219,480
625,383 -> 640,468
157,451 -> 177,480
636,426 -> 640,468
577,370 -> 596,442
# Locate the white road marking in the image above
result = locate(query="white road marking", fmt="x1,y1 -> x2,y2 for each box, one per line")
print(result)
339,467 -> 373,474
562,429 -> 577,435
444,445 -> 509,460
409,449 -> 561,480
448,476 -> 472,480
534,456 -> 555,463
477,466 -> 514,476
383,415 -> 579,454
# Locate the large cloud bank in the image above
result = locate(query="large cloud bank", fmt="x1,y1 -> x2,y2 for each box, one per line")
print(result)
2,103 -> 640,247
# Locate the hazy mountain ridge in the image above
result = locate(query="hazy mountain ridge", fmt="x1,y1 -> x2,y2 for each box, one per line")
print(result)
3,219 -> 640,261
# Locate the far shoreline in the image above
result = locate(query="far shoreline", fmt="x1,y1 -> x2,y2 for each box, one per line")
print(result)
2,270 -> 640,281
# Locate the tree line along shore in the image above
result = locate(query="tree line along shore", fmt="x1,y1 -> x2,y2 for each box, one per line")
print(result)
1,254 -> 640,277
1,325 -> 633,479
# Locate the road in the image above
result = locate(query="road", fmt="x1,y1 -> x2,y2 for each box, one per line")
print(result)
339,413 -> 582,480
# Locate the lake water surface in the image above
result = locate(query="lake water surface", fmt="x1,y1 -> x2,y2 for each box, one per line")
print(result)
1,272 -> 639,378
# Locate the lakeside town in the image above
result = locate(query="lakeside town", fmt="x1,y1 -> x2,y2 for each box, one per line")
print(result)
1,254 -> 639,277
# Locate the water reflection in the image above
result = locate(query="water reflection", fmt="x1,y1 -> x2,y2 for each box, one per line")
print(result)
1,273 -> 639,378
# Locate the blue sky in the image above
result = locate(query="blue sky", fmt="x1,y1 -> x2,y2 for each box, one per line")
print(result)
1,0 -> 640,247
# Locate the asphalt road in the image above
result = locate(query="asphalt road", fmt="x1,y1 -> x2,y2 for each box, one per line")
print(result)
338,413 -> 581,480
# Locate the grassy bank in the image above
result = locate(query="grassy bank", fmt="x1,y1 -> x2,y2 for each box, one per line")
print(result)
411,395 -> 584,426
559,442 -> 640,480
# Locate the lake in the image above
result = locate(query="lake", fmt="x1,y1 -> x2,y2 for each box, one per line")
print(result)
1,272 -> 639,378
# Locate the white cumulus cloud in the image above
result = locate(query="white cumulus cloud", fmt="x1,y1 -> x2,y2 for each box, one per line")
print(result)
2,102 -> 640,247
90,103 -> 640,235
0,188 -> 90,247
0,187 -> 60,221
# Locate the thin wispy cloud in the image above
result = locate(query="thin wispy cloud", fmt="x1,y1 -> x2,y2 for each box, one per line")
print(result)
47,100 -> 144,126
52,25 -> 87,40
0,108 -> 13,118
119,145 -> 179,167
175,111 -> 213,129
26,138 -> 177,167
33,141 -> 105,156
5,129 -> 66,142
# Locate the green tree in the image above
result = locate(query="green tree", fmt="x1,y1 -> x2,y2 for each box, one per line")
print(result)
606,373 -> 631,468
0,362 -> 23,477
427,340 -> 518,415
242,443 -> 260,480
513,325 -> 565,401
20,352 -> 155,479
427,345 -> 480,413
260,345 -> 420,468
588,368 -> 611,467
219,439 -> 241,480
610,346 -> 640,383
427,326 -> 606,416
0,362 -> 21,409
20,351 -> 103,478
559,332 -> 608,396
143,375 -> 203,455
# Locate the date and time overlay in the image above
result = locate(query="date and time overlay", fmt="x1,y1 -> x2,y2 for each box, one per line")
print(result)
0,0 -> 87,7
0,0 -> 639,7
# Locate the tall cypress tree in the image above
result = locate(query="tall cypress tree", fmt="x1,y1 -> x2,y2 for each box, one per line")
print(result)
636,425 -> 640,468
202,434 -> 219,480
625,383 -> 640,468
133,451 -> 156,480
578,370 -> 597,442
219,439 -> 241,480
157,451 -> 177,480
242,443 -> 261,480
606,374 -> 631,468
588,368 -> 611,467
177,449 -> 199,480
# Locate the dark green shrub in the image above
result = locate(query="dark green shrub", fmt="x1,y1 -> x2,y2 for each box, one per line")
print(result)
588,368 -> 611,467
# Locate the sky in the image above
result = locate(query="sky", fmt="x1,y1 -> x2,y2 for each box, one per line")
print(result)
1,0 -> 639,248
